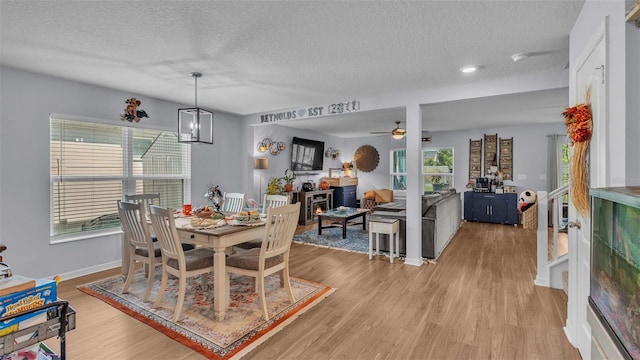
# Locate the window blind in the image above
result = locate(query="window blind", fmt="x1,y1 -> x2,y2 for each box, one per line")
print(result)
50,118 -> 191,238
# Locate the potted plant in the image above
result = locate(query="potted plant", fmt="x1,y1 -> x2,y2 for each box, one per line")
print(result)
282,169 -> 297,192
432,176 -> 444,192
266,177 -> 284,195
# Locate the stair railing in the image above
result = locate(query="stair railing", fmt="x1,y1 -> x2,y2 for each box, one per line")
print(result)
534,183 -> 569,287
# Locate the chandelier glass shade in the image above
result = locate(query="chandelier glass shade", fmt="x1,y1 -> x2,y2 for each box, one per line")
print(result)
178,72 -> 214,144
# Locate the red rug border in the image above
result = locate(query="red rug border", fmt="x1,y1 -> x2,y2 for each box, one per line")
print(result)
77,277 -> 333,359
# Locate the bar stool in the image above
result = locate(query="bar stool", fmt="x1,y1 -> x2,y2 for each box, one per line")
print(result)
368,218 -> 400,263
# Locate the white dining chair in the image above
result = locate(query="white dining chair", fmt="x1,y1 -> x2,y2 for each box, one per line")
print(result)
124,193 -> 161,214
225,202 -> 300,321
235,193 -> 292,251
149,205 -> 215,322
261,194 -> 290,214
222,192 -> 246,213
118,200 -> 160,302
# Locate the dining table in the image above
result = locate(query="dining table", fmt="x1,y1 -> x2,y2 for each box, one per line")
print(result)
173,216 -> 266,321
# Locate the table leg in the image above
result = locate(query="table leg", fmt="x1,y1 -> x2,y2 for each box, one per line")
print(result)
318,215 -> 323,235
342,218 -> 347,239
362,213 -> 367,231
122,236 -> 129,279
213,246 -> 227,321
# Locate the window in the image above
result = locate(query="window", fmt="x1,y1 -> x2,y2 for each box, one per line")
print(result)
50,118 -> 191,239
423,148 -> 453,193
390,148 -> 455,193
390,149 -> 406,190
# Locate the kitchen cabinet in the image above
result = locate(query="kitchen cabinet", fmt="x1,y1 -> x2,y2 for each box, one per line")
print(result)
331,185 -> 357,208
464,192 -> 517,225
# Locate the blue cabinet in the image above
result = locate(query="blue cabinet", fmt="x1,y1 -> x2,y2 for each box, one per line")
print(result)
331,185 -> 357,208
464,192 -> 517,225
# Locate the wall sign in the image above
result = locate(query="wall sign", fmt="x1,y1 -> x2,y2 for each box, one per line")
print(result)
260,100 -> 360,123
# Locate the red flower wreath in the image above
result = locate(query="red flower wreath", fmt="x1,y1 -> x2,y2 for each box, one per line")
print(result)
562,103 -> 592,143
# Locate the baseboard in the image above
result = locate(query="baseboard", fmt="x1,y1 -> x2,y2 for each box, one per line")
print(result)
49,260 -> 122,281
404,257 -> 423,266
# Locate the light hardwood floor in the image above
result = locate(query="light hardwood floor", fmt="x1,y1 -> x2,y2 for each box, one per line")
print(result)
47,221 -> 581,359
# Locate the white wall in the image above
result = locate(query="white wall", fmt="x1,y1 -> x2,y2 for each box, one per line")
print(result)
571,0 -> 627,186
626,17 -> 640,185
0,66 -> 244,278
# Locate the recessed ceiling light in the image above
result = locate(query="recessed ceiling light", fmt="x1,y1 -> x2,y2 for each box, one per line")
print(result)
460,65 -> 478,73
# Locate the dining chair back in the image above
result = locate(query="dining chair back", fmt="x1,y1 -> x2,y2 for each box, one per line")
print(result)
124,193 -> 161,214
222,192 -> 246,213
118,200 -> 160,301
149,205 -> 215,322
225,202 -> 301,320
261,194 -> 290,214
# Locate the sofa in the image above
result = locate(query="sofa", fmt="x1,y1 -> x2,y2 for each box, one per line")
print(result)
368,188 -> 461,259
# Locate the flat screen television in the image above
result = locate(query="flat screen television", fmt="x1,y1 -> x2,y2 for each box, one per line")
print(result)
291,137 -> 324,171
589,187 -> 640,360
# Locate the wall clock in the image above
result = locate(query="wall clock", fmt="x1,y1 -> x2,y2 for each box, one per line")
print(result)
354,144 -> 379,172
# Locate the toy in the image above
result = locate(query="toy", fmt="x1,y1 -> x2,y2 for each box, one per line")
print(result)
518,190 -> 537,213
120,97 -> 149,122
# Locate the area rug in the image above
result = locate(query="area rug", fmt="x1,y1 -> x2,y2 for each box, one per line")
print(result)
293,226 -> 370,253
78,271 -> 334,359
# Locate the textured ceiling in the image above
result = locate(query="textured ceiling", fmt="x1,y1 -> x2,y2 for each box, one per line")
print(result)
0,1 -> 584,137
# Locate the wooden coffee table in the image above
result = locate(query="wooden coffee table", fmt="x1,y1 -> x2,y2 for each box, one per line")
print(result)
317,208 -> 369,239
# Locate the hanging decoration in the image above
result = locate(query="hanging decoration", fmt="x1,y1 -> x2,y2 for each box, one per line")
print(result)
324,147 -> 340,159
562,88 -> 593,215
120,97 -> 148,122
257,138 -> 285,155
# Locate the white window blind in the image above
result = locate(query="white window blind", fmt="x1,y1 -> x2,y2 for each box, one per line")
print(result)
50,118 -> 191,238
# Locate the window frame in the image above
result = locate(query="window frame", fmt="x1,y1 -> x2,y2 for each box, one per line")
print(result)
389,147 -> 455,194
49,114 -> 191,243
422,147 -> 454,193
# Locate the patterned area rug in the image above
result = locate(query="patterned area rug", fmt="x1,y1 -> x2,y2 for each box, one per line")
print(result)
78,271 -> 334,359
293,226 -> 369,253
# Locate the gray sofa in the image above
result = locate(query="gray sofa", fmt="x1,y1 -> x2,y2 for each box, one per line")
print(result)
368,189 -> 461,259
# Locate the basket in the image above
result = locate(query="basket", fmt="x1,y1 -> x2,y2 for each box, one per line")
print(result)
522,203 -> 538,229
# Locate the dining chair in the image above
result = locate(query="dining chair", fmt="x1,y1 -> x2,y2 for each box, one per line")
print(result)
149,205 -> 215,322
125,193 -> 195,252
261,194 -> 290,214
118,200 -> 161,302
221,192 -> 246,213
124,193 -> 161,214
235,194 -> 292,251
225,202 -> 300,321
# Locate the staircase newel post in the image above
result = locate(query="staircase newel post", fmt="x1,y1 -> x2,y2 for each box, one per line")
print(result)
534,191 -> 550,287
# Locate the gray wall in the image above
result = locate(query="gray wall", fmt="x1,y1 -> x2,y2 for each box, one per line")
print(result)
251,121 -> 566,203
0,66 -> 244,278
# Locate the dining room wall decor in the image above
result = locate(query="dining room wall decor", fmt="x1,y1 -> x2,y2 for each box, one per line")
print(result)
468,138 -> 482,179
483,133 -> 498,176
257,138 -> 285,155
499,137 -> 513,181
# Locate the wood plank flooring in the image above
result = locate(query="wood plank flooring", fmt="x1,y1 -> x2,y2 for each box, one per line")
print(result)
48,221 -> 581,359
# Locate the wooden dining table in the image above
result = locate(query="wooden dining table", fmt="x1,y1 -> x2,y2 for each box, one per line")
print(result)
173,217 -> 266,321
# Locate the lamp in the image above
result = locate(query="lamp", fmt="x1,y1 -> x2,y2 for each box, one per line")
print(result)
254,157 -> 268,200
178,72 -> 214,144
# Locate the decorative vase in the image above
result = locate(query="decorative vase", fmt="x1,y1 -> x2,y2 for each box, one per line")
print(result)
320,181 -> 330,190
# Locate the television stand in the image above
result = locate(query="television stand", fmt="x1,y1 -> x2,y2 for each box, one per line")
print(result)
299,190 -> 333,225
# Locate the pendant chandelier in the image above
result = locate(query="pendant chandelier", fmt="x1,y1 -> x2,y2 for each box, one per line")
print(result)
178,72 -> 214,144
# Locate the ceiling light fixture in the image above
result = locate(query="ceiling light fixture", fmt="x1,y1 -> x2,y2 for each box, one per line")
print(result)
459,65 -> 478,73
178,72 -> 214,144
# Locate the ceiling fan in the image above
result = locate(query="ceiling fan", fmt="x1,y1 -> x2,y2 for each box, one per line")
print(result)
370,121 -> 406,139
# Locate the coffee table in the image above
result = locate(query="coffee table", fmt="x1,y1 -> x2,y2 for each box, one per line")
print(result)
317,208 -> 369,239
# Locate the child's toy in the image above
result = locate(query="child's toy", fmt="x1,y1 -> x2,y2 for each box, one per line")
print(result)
518,190 -> 537,213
